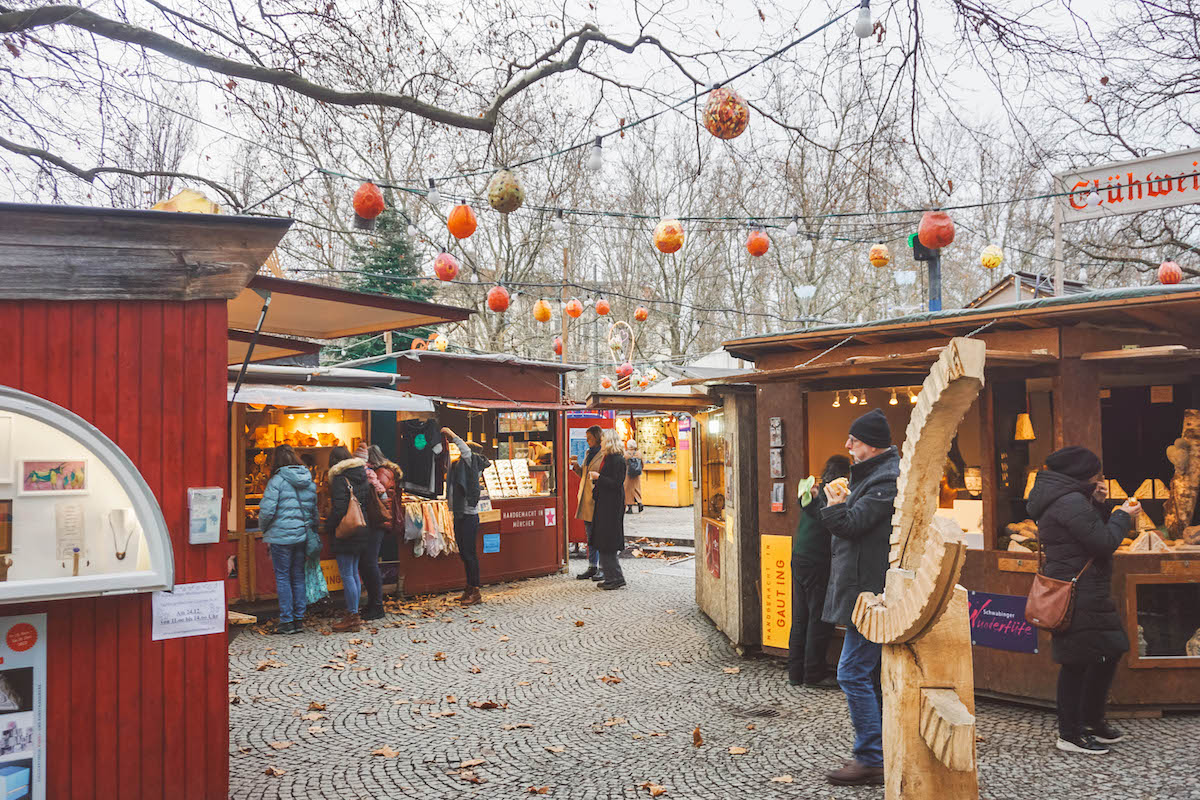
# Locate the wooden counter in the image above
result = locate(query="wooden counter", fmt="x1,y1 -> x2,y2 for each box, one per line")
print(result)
640,462 -> 693,507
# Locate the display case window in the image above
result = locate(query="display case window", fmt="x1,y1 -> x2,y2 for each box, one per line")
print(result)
0,387 -> 173,603
701,412 -> 727,520
1127,574 -> 1200,668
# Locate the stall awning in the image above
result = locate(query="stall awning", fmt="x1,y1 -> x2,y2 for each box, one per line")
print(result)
673,348 -> 1059,388
584,391 -> 717,413
433,398 -> 583,412
227,330 -> 321,365
228,383 -> 434,412
228,276 -> 472,339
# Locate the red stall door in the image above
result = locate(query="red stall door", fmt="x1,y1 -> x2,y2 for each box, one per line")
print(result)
564,412 -> 613,545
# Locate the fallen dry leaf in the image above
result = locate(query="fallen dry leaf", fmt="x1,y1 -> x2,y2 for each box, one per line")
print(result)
544,745 -> 565,753
469,700 -> 502,709
499,635 -> 511,642
268,741 -> 293,750
655,661 -> 672,667
746,723 -> 756,731
574,620 -> 585,627
446,695 -> 458,704
372,745 -> 400,758
603,717 -> 627,727
348,638 -> 363,644
502,723 -> 534,730
300,712 -> 325,721
529,658 -> 550,664
599,675 -> 622,685
255,659 -> 286,671
264,766 -> 286,777
723,667 -> 740,674
468,666 -> 482,674
358,708 -> 378,715
307,726 -> 324,734
639,781 -> 668,797
412,638 -> 427,643
458,758 -> 486,768
770,775 -> 794,783
429,710 -> 456,718
308,701 -> 327,711
527,787 -> 549,795
517,681 -> 531,686
729,746 -> 748,755
237,746 -> 252,755
692,726 -> 703,747
433,652 -> 446,661
229,695 -> 240,705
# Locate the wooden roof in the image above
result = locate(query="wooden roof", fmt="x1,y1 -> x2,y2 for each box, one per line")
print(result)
227,330 -> 321,365
723,285 -> 1200,360
228,276 -> 472,339
0,202 -> 291,300
585,391 -> 717,413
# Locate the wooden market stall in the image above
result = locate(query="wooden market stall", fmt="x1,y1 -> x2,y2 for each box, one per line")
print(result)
686,285 -> 1200,710
349,350 -> 584,595
0,201 -> 291,799
224,281 -> 472,605
586,392 -> 699,507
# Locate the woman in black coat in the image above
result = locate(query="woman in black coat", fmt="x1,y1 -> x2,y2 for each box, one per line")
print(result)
325,446 -> 374,633
1026,446 -> 1139,755
588,428 -> 628,590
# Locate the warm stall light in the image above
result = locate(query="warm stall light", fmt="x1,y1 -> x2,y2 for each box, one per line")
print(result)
832,391 -> 841,408
908,388 -> 917,404
446,402 -> 488,412
1014,412 -> 1036,441
858,389 -> 867,404
889,389 -> 898,405
848,390 -> 859,405
303,413 -> 311,419
287,414 -> 295,420
318,412 -> 326,419
707,415 -> 723,434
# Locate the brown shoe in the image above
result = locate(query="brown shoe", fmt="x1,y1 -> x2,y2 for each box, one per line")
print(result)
331,613 -> 361,633
460,587 -> 482,606
826,760 -> 884,786
457,588 -> 472,602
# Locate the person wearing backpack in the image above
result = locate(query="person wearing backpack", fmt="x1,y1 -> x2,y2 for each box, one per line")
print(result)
259,444 -> 319,635
326,446 -> 375,633
624,439 -> 644,514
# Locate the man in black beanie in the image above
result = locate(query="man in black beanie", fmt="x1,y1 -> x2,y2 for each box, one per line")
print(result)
812,407 -> 900,786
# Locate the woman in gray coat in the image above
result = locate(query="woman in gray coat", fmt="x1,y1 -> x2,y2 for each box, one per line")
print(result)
259,444 -> 319,634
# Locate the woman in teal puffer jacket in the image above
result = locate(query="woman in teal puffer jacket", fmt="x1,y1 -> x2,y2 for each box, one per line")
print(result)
259,445 -> 319,634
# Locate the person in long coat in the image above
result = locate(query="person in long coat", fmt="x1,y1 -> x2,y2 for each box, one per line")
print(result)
588,428 -> 628,590
623,439 -> 644,514
571,426 -> 605,580
325,446 -> 374,633
1027,445 -> 1140,755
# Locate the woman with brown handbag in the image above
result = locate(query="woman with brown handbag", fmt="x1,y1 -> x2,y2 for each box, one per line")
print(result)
326,446 -> 374,633
1026,446 -> 1139,755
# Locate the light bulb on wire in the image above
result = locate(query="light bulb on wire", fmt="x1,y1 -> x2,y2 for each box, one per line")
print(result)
1086,188 -> 1101,209
586,136 -> 604,172
889,389 -> 898,406
406,223 -> 418,239
853,0 -> 873,39
832,391 -> 841,408
551,210 -> 566,234
426,178 -> 441,207
785,217 -> 799,238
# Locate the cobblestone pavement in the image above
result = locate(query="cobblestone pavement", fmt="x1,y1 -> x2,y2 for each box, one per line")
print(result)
623,505 -> 695,545
230,561 -> 1200,800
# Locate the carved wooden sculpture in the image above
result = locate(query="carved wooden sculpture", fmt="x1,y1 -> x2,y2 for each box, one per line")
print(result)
851,337 -> 984,800
1165,408 -> 1200,537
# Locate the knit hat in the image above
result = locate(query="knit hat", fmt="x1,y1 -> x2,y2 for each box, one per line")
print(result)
848,408 -> 891,449
354,442 -> 369,460
1044,446 -> 1102,481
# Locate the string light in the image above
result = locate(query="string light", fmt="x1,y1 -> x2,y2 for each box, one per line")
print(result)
889,389 -> 898,405
786,217 -> 799,238
406,223 -> 419,238
832,391 -> 841,408
426,178 -> 441,207
551,210 -> 566,234
853,0 -> 873,38
1085,188 -> 1101,209
586,137 -> 604,172
848,390 -> 859,405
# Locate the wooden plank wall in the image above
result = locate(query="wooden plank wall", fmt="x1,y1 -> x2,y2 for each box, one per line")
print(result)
0,300 -> 230,800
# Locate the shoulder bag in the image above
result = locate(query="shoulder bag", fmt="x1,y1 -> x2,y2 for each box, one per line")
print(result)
335,478 -> 367,540
1024,548 -> 1092,633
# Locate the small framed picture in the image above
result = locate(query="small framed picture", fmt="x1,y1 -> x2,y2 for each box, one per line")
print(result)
771,482 -> 785,513
768,417 -> 784,448
18,459 -> 88,495
769,448 -> 785,479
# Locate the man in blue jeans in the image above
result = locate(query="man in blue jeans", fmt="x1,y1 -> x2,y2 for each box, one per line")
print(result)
814,408 -> 899,786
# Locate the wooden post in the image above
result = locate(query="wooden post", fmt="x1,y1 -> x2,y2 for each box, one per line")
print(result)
561,246 -> 569,402
1053,189 -> 1065,296
384,331 -> 393,354
1053,359 -> 1102,456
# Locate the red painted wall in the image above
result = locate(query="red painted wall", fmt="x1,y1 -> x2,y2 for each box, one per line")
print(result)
0,300 -> 230,800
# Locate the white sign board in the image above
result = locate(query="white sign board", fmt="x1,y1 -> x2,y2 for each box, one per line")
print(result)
152,580 -> 225,641
187,487 -> 223,545
1055,146 -> 1200,223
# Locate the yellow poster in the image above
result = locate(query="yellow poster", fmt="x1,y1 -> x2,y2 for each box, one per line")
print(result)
320,558 -> 344,592
760,534 -> 792,648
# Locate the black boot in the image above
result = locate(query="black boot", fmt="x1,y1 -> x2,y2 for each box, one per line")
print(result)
362,605 -> 385,621
576,567 -> 597,580
625,506 -> 633,514
638,503 -> 644,512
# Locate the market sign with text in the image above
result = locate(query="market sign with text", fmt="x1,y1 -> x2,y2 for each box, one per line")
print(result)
1056,146 -> 1200,223
500,503 -> 556,533
968,590 -> 1038,654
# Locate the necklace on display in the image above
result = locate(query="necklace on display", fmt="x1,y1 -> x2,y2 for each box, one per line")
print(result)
109,508 -> 137,560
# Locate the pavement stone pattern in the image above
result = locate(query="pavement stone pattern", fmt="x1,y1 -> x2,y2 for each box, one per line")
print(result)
623,505 -> 695,545
230,558 -> 1200,799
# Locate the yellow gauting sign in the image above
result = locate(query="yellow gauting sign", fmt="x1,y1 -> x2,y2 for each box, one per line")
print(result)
760,535 -> 792,648
320,559 -> 344,592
